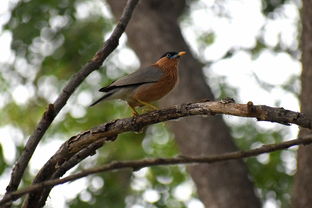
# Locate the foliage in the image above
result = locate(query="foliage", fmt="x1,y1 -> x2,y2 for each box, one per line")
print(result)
233,122 -> 294,207
0,145 -> 7,175
262,0 -> 290,15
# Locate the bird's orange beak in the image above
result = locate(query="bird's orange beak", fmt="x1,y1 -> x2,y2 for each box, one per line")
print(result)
178,51 -> 187,56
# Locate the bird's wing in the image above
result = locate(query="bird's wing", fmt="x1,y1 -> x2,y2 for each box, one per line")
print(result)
99,65 -> 164,92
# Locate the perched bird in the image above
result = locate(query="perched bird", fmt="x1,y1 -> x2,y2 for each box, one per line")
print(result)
90,51 -> 187,115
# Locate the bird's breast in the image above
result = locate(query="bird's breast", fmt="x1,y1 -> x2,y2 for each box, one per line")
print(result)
130,73 -> 178,106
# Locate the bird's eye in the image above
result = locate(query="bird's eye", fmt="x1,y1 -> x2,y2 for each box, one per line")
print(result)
166,54 -> 171,58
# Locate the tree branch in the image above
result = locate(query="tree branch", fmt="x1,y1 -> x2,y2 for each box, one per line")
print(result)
2,134 -> 312,206
2,0 -> 139,206
30,139 -> 106,207
10,99 -> 312,207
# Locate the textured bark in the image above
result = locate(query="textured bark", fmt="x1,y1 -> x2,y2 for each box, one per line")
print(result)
292,1 -> 312,207
107,1 -> 261,207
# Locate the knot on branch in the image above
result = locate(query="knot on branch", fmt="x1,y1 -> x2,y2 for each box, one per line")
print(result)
247,101 -> 255,113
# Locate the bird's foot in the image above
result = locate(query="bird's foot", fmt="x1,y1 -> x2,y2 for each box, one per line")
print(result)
136,99 -> 158,111
129,105 -> 139,117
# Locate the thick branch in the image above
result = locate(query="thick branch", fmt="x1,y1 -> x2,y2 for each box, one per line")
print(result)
32,100 -> 312,187
2,0 -> 139,204
44,100 -> 312,172
12,99 -> 311,207
66,100 -> 312,155
2,134 -> 312,206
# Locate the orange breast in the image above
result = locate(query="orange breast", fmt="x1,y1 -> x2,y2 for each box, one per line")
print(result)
128,57 -> 179,107
133,74 -> 177,103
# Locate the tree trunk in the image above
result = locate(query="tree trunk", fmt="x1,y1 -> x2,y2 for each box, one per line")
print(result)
292,1 -> 312,207
107,1 -> 261,207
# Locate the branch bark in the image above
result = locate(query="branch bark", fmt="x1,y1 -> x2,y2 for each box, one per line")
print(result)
6,100 -> 312,207
1,0 -> 139,207
2,134 -> 312,206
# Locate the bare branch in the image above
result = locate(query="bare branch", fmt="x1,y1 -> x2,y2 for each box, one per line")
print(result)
2,134 -> 312,206
11,99 -> 311,207
62,100 -> 310,159
30,139 -> 106,207
2,0 -> 139,206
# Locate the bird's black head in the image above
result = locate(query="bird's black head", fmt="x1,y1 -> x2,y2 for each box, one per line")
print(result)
160,52 -> 178,59
160,51 -> 186,59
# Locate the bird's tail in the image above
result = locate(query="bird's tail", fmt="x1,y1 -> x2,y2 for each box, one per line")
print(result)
89,92 -> 114,107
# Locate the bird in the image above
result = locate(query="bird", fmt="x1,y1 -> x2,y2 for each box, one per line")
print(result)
90,51 -> 187,115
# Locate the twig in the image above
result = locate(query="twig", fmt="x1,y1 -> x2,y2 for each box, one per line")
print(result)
2,0 -> 139,206
1,134 -> 312,206
14,99 -> 312,207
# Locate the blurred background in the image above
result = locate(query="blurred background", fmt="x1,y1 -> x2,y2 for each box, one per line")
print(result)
0,0 -> 302,207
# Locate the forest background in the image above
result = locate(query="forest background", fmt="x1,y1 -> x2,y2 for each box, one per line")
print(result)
0,0 -> 310,207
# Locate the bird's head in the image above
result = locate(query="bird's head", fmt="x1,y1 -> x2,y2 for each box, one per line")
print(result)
160,51 -> 187,59
155,51 -> 186,69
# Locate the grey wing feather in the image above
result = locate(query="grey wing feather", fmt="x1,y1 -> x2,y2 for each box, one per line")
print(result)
99,65 -> 164,92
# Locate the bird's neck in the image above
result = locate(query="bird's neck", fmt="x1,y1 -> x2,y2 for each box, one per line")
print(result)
154,58 -> 178,73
